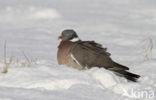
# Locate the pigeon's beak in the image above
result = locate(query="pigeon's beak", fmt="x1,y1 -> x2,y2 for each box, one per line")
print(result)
58,36 -> 62,40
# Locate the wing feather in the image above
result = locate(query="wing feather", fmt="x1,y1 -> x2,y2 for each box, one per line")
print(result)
70,41 -> 129,70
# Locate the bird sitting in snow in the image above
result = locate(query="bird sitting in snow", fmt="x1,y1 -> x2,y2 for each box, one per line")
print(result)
57,29 -> 140,82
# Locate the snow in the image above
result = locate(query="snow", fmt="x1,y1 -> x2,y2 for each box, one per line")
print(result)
0,0 -> 156,100
0,7 -> 61,23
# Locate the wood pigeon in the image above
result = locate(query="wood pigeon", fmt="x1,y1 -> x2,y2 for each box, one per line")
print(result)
57,29 -> 140,82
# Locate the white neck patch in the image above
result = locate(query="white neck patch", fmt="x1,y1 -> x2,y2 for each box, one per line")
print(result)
70,37 -> 80,42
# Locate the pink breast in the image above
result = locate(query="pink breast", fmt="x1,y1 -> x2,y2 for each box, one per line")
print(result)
57,41 -> 75,65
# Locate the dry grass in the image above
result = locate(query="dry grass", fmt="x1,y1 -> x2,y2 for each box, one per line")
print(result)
1,41 -> 38,73
143,38 -> 153,61
31,58 -> 38,65
21,50 -> 31,67
1,40 -> 8,73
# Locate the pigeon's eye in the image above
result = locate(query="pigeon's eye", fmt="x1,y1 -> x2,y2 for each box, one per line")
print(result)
63,33 -> 69,36
66,33 -> 70,36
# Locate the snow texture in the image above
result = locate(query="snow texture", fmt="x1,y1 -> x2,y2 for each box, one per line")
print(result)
0,0 -> 156,100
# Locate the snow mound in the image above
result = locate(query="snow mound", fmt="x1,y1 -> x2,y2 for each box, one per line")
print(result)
0,6 -> 61,22
91,68 -> 117,88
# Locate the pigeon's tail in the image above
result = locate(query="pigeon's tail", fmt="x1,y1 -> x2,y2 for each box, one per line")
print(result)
111,70 -> 140,82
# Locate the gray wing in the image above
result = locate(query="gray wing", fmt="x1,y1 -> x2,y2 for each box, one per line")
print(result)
70,41 -> 129,70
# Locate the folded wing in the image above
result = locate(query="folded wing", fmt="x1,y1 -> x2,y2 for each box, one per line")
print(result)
70,41 -> 129,70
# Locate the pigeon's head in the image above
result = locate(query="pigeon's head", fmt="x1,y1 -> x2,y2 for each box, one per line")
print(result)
58,29 -> 80,42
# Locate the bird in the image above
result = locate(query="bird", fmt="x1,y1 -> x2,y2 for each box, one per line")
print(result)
57,29 -> 140,82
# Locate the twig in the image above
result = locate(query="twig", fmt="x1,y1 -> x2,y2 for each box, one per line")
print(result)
143,38 -> 153,61
2,40 -> 8,73
21,50 -> 31,67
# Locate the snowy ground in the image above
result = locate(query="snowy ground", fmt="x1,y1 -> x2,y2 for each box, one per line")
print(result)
0,0 -> 156,100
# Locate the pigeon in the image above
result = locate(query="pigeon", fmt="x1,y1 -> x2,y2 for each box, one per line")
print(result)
57,29 -> 140,82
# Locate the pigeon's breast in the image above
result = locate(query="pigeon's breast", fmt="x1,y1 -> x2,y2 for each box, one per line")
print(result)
57,41 -> 76,65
